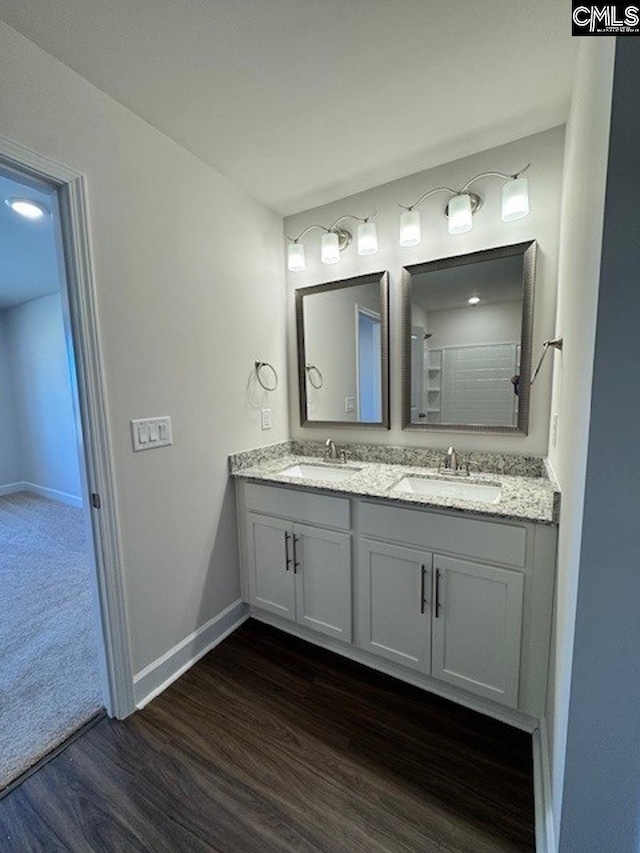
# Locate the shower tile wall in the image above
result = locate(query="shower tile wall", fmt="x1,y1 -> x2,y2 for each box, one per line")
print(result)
441,344 -> 518,426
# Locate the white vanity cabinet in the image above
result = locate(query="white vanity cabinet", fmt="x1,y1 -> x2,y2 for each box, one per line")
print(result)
430,555 -> 524,706
357,542 -> 524,706
242,484 -> 352,642
236,479 -> 556,724
358,539 -> 432,673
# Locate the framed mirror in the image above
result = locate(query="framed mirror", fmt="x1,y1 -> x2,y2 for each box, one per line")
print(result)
296,271 -> 390,428
402,241 -> 536,434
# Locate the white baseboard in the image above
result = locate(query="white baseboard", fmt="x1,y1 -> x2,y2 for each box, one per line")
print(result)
22,482 -> 83,508
0,481 -> 26,497
533,718 -> 556,853
134,599 -> 249,709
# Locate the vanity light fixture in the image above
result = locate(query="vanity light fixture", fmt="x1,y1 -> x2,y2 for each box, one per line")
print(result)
286,211 -> 378,271
467,296 -> 480,305
4,197 -> 49,220
398,164 -> 530,246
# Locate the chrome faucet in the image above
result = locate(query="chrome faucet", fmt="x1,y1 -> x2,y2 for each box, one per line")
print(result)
325,438 -> 349,464
441,446 -> 475,476
325,438 -> 338,461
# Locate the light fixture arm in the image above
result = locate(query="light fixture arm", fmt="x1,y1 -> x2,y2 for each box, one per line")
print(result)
400,164 -> 530,211
286,223 -> 330,244
399,187 -> 457,212
327,210 -> 378,231
287,210 -> 377,243
459,163 -> 530,194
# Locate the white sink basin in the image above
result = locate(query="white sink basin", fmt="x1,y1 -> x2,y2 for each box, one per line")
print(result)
392,476 -> 501,504
278,463 -> 361,482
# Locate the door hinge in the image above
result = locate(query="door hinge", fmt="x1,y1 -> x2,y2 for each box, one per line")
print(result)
91,492 -> 101,509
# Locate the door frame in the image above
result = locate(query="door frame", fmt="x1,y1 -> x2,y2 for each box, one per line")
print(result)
0,133 -> 135,718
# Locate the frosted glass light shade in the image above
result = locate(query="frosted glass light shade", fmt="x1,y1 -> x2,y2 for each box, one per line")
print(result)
448,194 -> 473,235
287,242 -> 305,272
399,209 -> 421,246
357,221 -> 378,256
502,177 -> 530,221
321,231 -> 340,264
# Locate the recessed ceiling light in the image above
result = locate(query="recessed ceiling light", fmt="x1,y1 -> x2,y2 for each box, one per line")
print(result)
4,198 -> 48,220
468,296 -> 480,305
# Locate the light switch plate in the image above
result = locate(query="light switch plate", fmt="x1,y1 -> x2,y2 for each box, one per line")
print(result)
261,408 -> 273,430
345,396 -> 355,413
131,416 -> 173,451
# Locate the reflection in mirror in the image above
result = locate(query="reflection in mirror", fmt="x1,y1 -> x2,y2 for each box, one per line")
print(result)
403,242 -> 536,434
296,272 -> 389,428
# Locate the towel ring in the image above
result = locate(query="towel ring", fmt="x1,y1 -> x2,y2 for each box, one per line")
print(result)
255,361 -> 278,391
305,364 -> 324,390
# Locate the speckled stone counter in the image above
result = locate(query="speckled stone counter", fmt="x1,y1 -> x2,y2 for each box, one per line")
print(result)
229,442 -> 560,525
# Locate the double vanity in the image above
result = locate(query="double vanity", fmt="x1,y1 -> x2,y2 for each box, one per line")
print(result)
232,441 -> 558,728
233,239 -> 558,729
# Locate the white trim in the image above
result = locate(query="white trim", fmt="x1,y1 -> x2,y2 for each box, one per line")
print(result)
532,719 -> 556,853
252,608 -> 539,733
21,482 -> 83,508
0,482 -> 26,497
134,599 -> 249,709
0,133 -> 135,719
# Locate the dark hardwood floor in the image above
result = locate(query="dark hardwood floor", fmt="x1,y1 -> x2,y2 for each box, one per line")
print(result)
0,619 -> 535,852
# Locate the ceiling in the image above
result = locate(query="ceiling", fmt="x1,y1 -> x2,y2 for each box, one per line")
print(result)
0,172 -> 61,310
413,255 -> 523,313
0,1 -> 577,216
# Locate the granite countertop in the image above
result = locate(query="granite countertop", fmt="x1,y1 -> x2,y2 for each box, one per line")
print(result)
230,449 -> 560,526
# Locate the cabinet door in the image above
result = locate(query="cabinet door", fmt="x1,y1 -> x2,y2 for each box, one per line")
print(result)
247,513 -> 295,620
431,555 -> 524,706
358,539 -> 431,672
293,524 -> 352,641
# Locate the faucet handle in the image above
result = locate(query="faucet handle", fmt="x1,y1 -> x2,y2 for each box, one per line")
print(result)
339,448 -> 350,464
462,457 -> 480,475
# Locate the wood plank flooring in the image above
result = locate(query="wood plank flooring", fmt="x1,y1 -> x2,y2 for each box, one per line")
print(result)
0,619 -> 535,852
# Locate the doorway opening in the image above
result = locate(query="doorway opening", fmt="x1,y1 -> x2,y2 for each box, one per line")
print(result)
0,148 -> 131,793
356,306 -> 382,422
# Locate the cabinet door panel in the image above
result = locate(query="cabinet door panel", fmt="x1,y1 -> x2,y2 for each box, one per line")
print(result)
358,539 -> 431,672
247,513 -> 295,619
294,524 -> 351,641
431,555 -> 524,706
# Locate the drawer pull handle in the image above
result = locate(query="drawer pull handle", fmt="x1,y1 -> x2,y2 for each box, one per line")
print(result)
420,564 -> 427,614
435,568 -> 441,618
284,532 -> 291,571
293,535 -> 300,574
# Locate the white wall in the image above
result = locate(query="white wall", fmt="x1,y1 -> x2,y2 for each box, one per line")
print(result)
558,40 -> 640,852
0,311 -> 22,487
285,126 -> 565,454
0,22 -> 288,684
5,293 -> 82,501
545,38 -> 616,848
426,300 -> 522,349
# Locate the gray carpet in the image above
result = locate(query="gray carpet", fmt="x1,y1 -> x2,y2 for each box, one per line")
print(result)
0,492 -> 102,790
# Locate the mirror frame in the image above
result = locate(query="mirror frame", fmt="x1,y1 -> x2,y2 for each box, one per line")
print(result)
296,270 -> 390,429
401,240 -> 537,435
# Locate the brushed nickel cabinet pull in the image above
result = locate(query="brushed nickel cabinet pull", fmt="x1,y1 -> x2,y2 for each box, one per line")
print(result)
284,531 -> 291,571
293,535 -> 300,574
